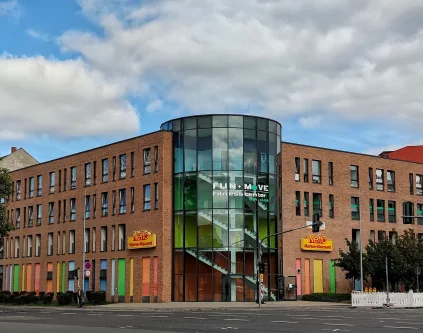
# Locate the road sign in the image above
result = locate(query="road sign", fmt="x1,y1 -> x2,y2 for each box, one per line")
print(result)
260,283 -> 264,300
415,266 -> 421,276
85,262 -> 91,270
85,270 -> 91,277
306,220 -> 326,231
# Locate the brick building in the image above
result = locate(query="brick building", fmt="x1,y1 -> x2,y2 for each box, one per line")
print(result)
1,114 -> 423,303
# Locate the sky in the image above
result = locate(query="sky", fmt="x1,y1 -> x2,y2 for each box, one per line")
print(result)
1,0 -> 423,162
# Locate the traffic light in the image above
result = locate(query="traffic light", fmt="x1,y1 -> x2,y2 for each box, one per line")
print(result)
403,201 -> 414,224
258,262 -> 265,274
312,213 -> 322,232
73,269 -> 79,279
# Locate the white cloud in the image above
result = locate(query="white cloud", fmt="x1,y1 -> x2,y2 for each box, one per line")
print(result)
146,99 -> 163,112
27,29 -> 50,42
0,0 -> 20,18
0,54 -> 139,140
57,0 -> 423,136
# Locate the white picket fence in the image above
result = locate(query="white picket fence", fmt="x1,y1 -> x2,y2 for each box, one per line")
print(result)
352,290 -> 423,308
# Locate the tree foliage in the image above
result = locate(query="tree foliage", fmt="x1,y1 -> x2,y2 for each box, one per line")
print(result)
0,168 -> 14,246
334,238 -> 368,281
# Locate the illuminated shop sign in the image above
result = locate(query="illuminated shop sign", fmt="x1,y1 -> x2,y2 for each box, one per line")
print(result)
212,183 -> 268,196
128,231 -> 157,249
300,235 -> 333,252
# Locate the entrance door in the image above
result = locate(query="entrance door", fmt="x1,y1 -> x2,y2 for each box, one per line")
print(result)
283,276 -> 297,300
313,259 -> 323,293
222,275 -> 231,302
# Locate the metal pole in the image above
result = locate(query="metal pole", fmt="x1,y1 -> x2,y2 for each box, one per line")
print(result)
417,269 -> 420,293
82,188 -> 86,293
359,205 -> 364,292
386,257 -> 390,305
257,240 -> 261,308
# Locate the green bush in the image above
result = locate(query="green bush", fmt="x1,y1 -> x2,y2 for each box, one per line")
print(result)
302,293 -> 351,302
57,292 -> 73,306
89,291 -> 106,305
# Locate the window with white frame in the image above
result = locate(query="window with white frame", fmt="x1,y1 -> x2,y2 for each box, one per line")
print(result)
119,154 -> 127,178
101,226 -> 107,252
143,184 -> 151,210
70,167 -> 76,189
69,230 -> 75,254
119,189 -> 126,214
376,169 -> 384,191
37,175 -> 42,196
49,172 -> 55,193
48,233 -> 53,256
102,158 -> 109,182
101,192 -> 108,216
36,204 -> 42,225
85,163 -> 91,186
48,202 -> 54,224
70,198 -> 76,221
118,224 -> 125,250
416,174 -> 422,195
15,237 -> 20,258
28,206 -> 33,227
35,234 -> 41,256
143,148 -> 151,174
16,180 -> 21,200
29,177 -> 34,198
27,236 -> 33,257
15,208 -> 20,228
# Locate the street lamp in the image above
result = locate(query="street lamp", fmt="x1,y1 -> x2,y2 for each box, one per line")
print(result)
359,202 -> 364,292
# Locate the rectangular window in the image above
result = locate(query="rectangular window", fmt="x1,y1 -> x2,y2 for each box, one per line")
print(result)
16,208 -> 20,228
64,168 -> 67,191
417,203 -> 423,225
351,197 -> 360,220
312,160 -> 321,183
85,195 -> 91,219
144,148 -> 152,174
130,187 -> 135,213
387,170 -> 395,192
102,158 -> 109,183
92,227 -> 96,253
119,189 -> 126,214
59,170 -> 62,192
118,224 -> 126,250
378,230 -> 386,241
328,162 -> 333,185
84,228 -> 90,253
350,165 -> 359,188
28,206 -> 34,227
101,226 -> 107,252
376,169 -> 384,191
70,167 -> 76,189
154,146 -> 159,172
154,183 -> 159,209
329,194 -> 334,218
85,163 -> 91,186
48,172 -> 55,194
63,199 -> 67,222
92,194 -> 96,218
16,180 -> 21,200
312,193 -> 322,217
377,199 -> 385,222
112,225 -> 116,251
303,158 -> 309,182
304,192 -> 309,216
27,235 -> 33,257
69,230 -> 75,254
119,154 -> 127,179
369,199 -> 374,221
93,161 -> 97,185
112,190 -> 116,215
15,237 -> 20,258
62,232 -> 66,254
101,192 -> 108,216
58,200 -> 61,223
295,157 -> 300,181
403,201 -> 415,224
36,204 -> 42,226
410,173 -> 414,195
130,151 -> 135,177
112,156 -> 117,181
37,175 -> 42,196
35,234 -> 41,256
29,177 -> 34,198
369,168 -> 373,190
416,175 -> 423,195
48,202 -> 54,224
70,198 -> 76,221
144,184 -> 151,210
48,233 -> 53,256
370,230 -> 375,242
388,200 -> 396,223
295,191 -> 301,216
24,178 -> 27,199
57,233 -> 61,255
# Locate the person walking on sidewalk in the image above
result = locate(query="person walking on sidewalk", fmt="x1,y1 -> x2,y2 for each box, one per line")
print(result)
77,289 -> 84,308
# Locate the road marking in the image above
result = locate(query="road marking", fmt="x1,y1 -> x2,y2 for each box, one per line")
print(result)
184,316 -> 206,320
323,323 -> 354,327
148,315 -> 169,318
39,312 -> 52,314
271,320 -> 299,324
87,313 -> 103,316
219,327 -> 239,330
396,322 -> 423,325
322,329 -> 350,332
61,313 -> 76,315
224,318 -> 249,321
383,326 -> 418,330
116,314 -> 134,317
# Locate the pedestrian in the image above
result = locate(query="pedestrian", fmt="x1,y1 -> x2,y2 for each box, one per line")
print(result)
77,289 -> 84,308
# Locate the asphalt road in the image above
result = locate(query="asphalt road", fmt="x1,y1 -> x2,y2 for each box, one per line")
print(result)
1,306 -> 423,332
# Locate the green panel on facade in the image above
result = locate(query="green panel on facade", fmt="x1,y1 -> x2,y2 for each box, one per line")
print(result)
330,260 -> 336,293
62,262 -> 66,292
13,264 -> 19,292
118,259 -> 126,297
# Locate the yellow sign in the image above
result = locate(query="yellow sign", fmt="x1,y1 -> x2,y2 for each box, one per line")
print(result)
300,234 -> 333,252
128,230 -> 157,249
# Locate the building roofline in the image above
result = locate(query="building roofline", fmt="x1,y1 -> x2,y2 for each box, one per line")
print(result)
10,130 -> 166,173
282,141 -> 423,166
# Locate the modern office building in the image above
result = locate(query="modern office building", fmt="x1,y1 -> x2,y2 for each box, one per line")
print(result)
2,114 -> 423,303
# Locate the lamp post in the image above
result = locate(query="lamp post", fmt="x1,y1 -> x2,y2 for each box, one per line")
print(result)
359,203 -> 364,292
82,187 -> 86,294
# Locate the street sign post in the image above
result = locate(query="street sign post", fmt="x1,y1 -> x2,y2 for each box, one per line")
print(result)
415,266 -> 421,292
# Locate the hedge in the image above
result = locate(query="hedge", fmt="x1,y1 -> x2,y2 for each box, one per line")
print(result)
302,293 -> 351,302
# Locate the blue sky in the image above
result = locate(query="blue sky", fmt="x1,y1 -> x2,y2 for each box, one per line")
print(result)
1,0 -> 423,162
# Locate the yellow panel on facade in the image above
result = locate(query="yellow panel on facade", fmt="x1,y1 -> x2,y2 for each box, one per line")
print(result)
313,259 -> 323,293
130,258 -> 134,297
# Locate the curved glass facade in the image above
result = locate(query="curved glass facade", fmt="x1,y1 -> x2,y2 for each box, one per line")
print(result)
161,115 -> 281,302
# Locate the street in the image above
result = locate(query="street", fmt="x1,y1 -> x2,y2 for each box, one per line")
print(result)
1,306 -> 423,332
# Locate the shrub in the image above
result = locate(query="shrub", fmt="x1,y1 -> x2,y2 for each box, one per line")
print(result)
302,293 -> 351,302
40,293 -> 53,304
57,292 -> 73,306
89,291 -> 106,305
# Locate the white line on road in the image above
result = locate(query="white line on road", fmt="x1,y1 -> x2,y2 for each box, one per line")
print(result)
323,323 -> 355,327
116,314 -> 134,317
271,320 -> 299,324
383,326 -> 418,330
224,318 -> 249,321
184,316 -> 206,320
148,315 -> 169,318
60,313 -> 76,315
396,322 -> 423,325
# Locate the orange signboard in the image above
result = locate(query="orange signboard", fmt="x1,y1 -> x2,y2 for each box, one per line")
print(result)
301,234 -> 333,252
128,230 -> 157,249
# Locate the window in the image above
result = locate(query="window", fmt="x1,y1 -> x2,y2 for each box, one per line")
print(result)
93,161 -> 97,185
376,168 -> 384,191
57,233 -> 61,255
92,227 -> 96,253
350,165 -> 359,188
24,179 -> 27,199
70,198 -> 76,221
329,194 -> 334,218
36,204 -> 42,226
389,231 -> 397,244
63,199 -> 67,222
69,230 -> 75,254
101,226 -> 107,252
312,160 -> 321,183
154,146 -> 159,172
416,174 -> 423,195
92,194 -> 96,218
14,237 -> 20,258
29,177 -> 34,198
303,158 -> 309,182
64,168 -> 67,190
48,202 -> 54,224
352,229 -> 360,244
369,199 -> 374,221
328,162 -> 333,185
417,204 -> 423,225
28,206 -> 34,227
58,200 -> 61,222
410,173 -> 414,195
304,192 -> 309,216
27,235 -> 33,257
102,159 -> 109,182
403,201 -> 414,224
369,168 -> 373,190
49,172 -> 55,193
387,170 -> 395,192
118,224 -> 126,250
144,148 -> 151,174
370,230 -> 375,243
131,152 -> 135,177
112,225 -> 116,251
37,175 -> 42,196
377,199 -> 385,222
112,156 -> 116,181
119,154 -> 127,178
154,183 -> 159,209
59,170 -> 62,191
112,190 -> 116,215
84,228 -> 90,253
130,187 -> 135,213
143,184 -> 151,210
378,230 -> 386,241
312,193 -> 322,217
119,189 -> 126,214
70,167 -> 76,189
101,192 -> 108,216
85,163 -> 91,185
15,208 -> 20,228
294,157 -> 300,181
62,232 -> 66,254
295,191 -> 301,216
48,233 -> 53,256
351,197 -> 360,220
16,180 -> 21,200
85,195 -> 90,219
388,200 -> 396,223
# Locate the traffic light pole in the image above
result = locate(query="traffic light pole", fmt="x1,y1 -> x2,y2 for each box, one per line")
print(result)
256,221 -> 323,308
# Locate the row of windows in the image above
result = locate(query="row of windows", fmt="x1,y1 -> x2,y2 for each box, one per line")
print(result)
6,184 -> 159,229
9,146 -> 159,202
294,191 -> 423,224
353,229 -> 423,245
1,224 -> 128,260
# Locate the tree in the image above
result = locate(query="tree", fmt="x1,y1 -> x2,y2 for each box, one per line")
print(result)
0,168 -> 14,246
335,238 -> 368,281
